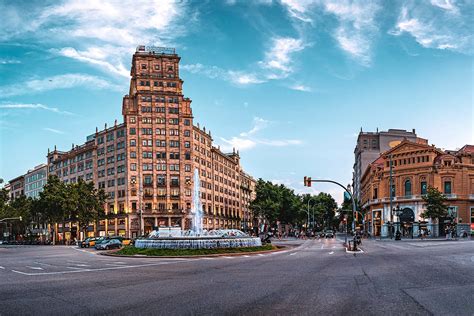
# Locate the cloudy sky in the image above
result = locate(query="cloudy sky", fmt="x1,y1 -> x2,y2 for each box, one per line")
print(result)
0,0 -> 472,203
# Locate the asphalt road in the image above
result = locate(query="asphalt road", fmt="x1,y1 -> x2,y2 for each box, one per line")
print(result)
1,237 -> 473,316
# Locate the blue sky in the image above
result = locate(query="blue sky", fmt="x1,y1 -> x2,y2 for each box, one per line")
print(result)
0,0 -> 473,203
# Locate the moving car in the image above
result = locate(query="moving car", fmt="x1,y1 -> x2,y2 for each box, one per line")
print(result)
325,230 -> 334,238
95,239 -> 122,250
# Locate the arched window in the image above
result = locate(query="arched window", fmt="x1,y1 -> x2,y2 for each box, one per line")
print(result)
404,179 -> 412,197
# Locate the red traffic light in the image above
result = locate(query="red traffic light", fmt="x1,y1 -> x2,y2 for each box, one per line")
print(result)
304,176 -> 312,187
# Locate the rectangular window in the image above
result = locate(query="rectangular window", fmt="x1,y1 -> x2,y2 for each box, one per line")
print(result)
421,181 -> 427,195
444,181 -> 452,194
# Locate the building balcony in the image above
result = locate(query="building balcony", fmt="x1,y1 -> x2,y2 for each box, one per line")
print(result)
156,182 -> 166,187
444,194 -> 457,199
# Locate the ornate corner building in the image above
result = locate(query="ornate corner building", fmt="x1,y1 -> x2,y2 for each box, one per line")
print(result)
360,141 -> 474,237
47,46 -> 256,239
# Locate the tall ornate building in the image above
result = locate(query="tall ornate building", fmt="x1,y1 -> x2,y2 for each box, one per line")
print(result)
47,46 -> 256,240
360,141 -> 474,237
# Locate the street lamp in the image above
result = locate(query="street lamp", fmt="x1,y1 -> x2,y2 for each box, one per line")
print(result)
307,197 -> 316,229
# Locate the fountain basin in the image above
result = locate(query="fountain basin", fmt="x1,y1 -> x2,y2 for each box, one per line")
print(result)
134,237 -> 262,249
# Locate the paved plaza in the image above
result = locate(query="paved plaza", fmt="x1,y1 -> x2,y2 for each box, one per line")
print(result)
1,238 -> 473,315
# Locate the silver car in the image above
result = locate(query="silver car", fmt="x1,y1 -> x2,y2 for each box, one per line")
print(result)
95,239 -> 122,250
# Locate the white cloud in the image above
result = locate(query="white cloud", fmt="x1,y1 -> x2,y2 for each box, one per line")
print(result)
43,127 -> 65,134
0,73 -> 122,98
219,117 -> 302,151
53,46 -> 130,78
240,117 -> 269,137
390,5 -> 472,53
0,103 -> 74,115
280,0 -> 381,66
259,37 -> 305,77
182,36 -> 305,86
430,0 -> 459,13
290,84 -> 311,92
1,0 -> 187,77
0,59 -> 21,64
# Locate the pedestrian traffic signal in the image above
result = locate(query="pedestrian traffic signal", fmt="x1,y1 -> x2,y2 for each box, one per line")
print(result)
304,176 -> 312,187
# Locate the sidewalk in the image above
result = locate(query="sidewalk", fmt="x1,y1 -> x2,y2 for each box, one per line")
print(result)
373,237 -> 473,242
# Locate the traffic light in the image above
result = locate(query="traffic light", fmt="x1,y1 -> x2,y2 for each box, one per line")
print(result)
304,176 -> 312,187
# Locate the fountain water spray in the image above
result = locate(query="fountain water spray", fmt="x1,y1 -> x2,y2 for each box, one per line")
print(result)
191,168 -> 203,235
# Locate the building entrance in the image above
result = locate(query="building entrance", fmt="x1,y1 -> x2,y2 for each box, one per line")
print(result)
399,208 -> 415,237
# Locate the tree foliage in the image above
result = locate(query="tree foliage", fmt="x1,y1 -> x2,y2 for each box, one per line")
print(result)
421,186 -> 448,220
250,179 -> 338,229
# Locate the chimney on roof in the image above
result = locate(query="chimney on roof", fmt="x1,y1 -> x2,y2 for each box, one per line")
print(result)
115,119 -> 117,127
48,148 -> 50,154
233,147 -> 235,154
96,127 -> 98,133
376,127 -> 379,133
218,145 -> 220,150
209,130 -> 212,136
105,123 -> 107,130
54,145 -> 57,151
197,123 -> 200,128
203,126 -> 206,132
412,128 -> 416,134
72,143 -> 74,149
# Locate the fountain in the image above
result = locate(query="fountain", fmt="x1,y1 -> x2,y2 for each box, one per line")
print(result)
191,169 -> 203,235
135,169 -> 262,250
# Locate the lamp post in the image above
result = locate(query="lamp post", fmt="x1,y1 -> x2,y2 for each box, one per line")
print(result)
307,197 -> 316,229
393,204 -> 402,240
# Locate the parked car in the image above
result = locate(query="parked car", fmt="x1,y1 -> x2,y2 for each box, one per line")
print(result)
95,239 -> 122,250
80,237 -> 96,248
317,232 -> 325,238
108,236 -> 132,246
325,230 -> 334,238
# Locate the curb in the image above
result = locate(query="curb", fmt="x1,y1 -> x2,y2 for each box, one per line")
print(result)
100,245 -> 288,258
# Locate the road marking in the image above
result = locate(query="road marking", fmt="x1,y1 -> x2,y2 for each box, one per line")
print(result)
257,254 -> 265,257
243,255 -> 250,258
11,260 -> 192,276
26,266 -> 43,270
200,257 -> 214,260
223,256 -> 233,259
329,251 -> 334,255
321,245 -> 324,249
72,248 -> 96,255
0,266 -> 5,269
289,253 -> 296,256
67,266 -> 87,270
34,262 -> 54,267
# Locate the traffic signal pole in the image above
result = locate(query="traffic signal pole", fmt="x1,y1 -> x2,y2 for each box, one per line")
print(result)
304,177 -> 357,246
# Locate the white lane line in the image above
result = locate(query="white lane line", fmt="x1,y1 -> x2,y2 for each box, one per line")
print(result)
0,266 -> 5,269
67,266 -> 87,270
200,257 -> 214,260
74,264 -> 91,267
243,255 -> 250,258
257,254 -> 265,257
67,260 -> 89,264
34,262 -> 54,267
329,251 -> 334,255
26,266 -> 43,270
289,253 -> 297,256
72,248 -> 96,255
321,245 -> 324,249
223,256 -> 233,259
12,260 -> 191,276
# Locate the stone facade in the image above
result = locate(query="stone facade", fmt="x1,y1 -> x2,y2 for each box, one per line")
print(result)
8,175 -> 24,200
361,141 -> 474,237
46,46 -> 256,240
352,128 -> 427,201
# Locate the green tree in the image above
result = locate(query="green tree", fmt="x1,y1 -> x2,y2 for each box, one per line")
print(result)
71,179 -> 106,238
421,186 -> 448,221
